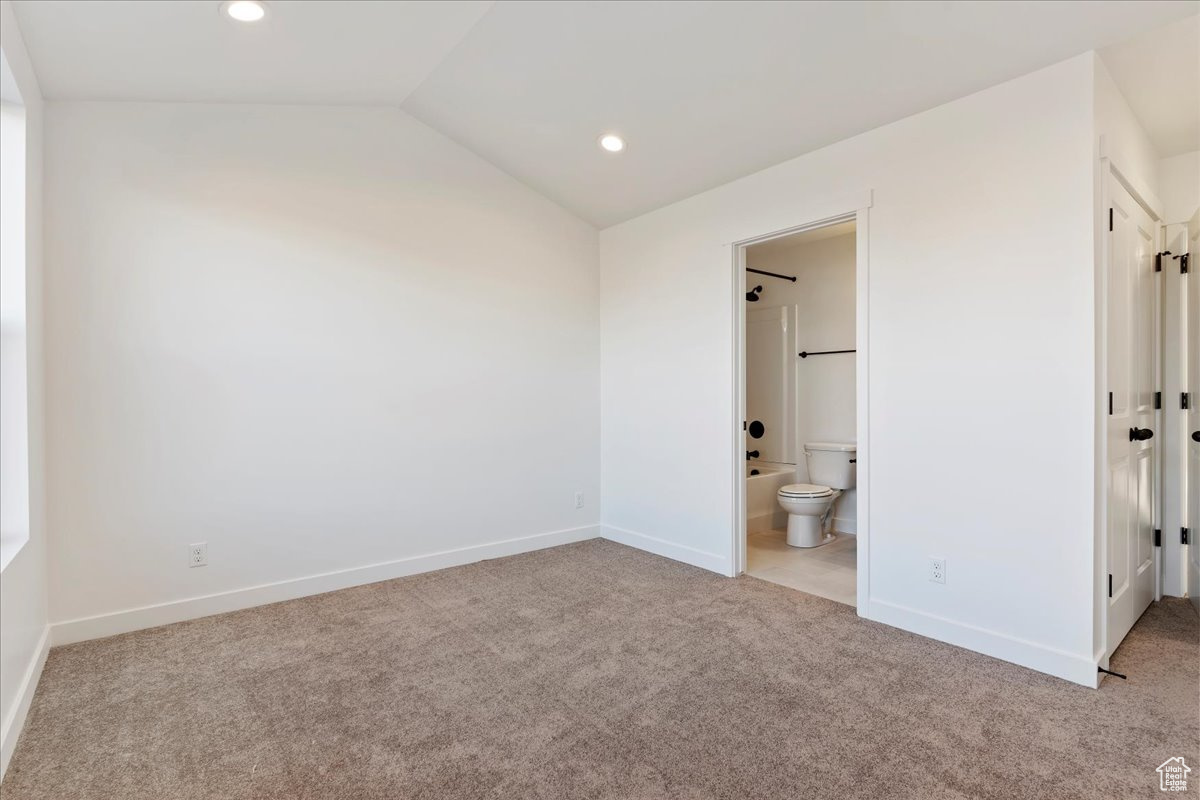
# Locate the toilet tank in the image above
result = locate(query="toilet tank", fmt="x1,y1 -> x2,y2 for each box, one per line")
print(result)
804,442 -> 857,489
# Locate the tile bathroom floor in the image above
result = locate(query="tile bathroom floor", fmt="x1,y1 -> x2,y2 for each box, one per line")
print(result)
746,529 -> 856,606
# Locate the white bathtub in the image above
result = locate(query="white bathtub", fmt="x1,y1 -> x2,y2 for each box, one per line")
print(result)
746,462 -> 796,533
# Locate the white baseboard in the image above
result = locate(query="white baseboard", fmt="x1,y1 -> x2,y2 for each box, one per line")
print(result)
1,625 -> 50,778
601,524 -> 730,576
51,524 -> 600,647
867,599 -> 1099,687
833,516 -> 857,534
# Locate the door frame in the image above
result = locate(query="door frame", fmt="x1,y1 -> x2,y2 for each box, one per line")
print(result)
1097,156 -> 1165,665
729,193 -> 872,615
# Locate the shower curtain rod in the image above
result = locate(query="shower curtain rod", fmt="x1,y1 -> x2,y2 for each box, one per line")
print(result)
746,267 -> 796,282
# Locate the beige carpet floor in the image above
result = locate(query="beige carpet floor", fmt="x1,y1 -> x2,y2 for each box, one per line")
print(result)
2,539 -> 1197,800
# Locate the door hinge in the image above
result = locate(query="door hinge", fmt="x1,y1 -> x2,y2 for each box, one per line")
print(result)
1154,529 -> 1162,547
1184,528 -> 1191,546
1183,392 -> 1191,410
1181,253 -> 1190,274
1154,391 -> 1161,410
1108,391 -> 1113,415
1155,252 -> 1163,272
1108,208 -> 1114,232
1108,574 -> 1113,598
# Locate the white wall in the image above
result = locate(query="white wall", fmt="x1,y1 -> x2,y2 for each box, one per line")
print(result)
744,305 -> 791,465
0,0 -> 48,778
43,102 -> 600,640
1158,150 -> 1199,223
747,231 -> 857,530
600,54 -> 1100,684
1094,57 -> 1160,201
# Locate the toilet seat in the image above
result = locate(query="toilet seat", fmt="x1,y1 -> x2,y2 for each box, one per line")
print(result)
778,483 -> 833,498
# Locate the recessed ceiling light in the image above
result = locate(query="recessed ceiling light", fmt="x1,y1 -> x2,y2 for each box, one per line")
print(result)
221,0 -> 267,22
599,134 -> 625,153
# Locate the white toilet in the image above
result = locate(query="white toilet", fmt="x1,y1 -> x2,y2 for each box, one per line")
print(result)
777,442 -> 856,547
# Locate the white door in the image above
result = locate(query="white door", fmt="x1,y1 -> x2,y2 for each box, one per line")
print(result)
1186,213 -> 1199,616
1106,175 -> 1158,654
746,306 -> 790,463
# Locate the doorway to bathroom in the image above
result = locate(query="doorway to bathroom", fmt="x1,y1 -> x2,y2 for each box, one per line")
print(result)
733,206 -> 869,612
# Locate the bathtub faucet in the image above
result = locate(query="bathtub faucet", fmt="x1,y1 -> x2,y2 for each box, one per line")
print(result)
746,450 -> 759,460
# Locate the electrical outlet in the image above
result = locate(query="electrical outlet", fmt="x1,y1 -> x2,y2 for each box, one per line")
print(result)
189,542 -> 208,568
929,557 -> 945,584
574,491 -> 585,509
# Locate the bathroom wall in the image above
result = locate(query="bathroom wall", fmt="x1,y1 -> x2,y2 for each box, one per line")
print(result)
746,230 -> 857,531
744,304 -> 790,464
43,102 -> 600,641
600,54 -> 1100,684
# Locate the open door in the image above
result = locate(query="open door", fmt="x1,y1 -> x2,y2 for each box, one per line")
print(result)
1186,211 -> 1199,616
1106,173 -> 1158,654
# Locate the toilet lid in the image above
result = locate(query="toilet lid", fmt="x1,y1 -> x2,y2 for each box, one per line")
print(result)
778,483 -> 833,498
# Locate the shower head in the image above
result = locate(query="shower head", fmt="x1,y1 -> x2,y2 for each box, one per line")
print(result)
746,285 -> 763,302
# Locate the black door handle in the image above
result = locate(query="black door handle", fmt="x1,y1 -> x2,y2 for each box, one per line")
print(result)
1129,427 -> 1154,441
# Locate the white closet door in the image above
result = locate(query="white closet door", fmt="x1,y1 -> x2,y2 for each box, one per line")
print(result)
1106,175 -> 1157,656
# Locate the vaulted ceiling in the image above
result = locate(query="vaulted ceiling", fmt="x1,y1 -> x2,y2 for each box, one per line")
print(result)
11,0 -> 1199,226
